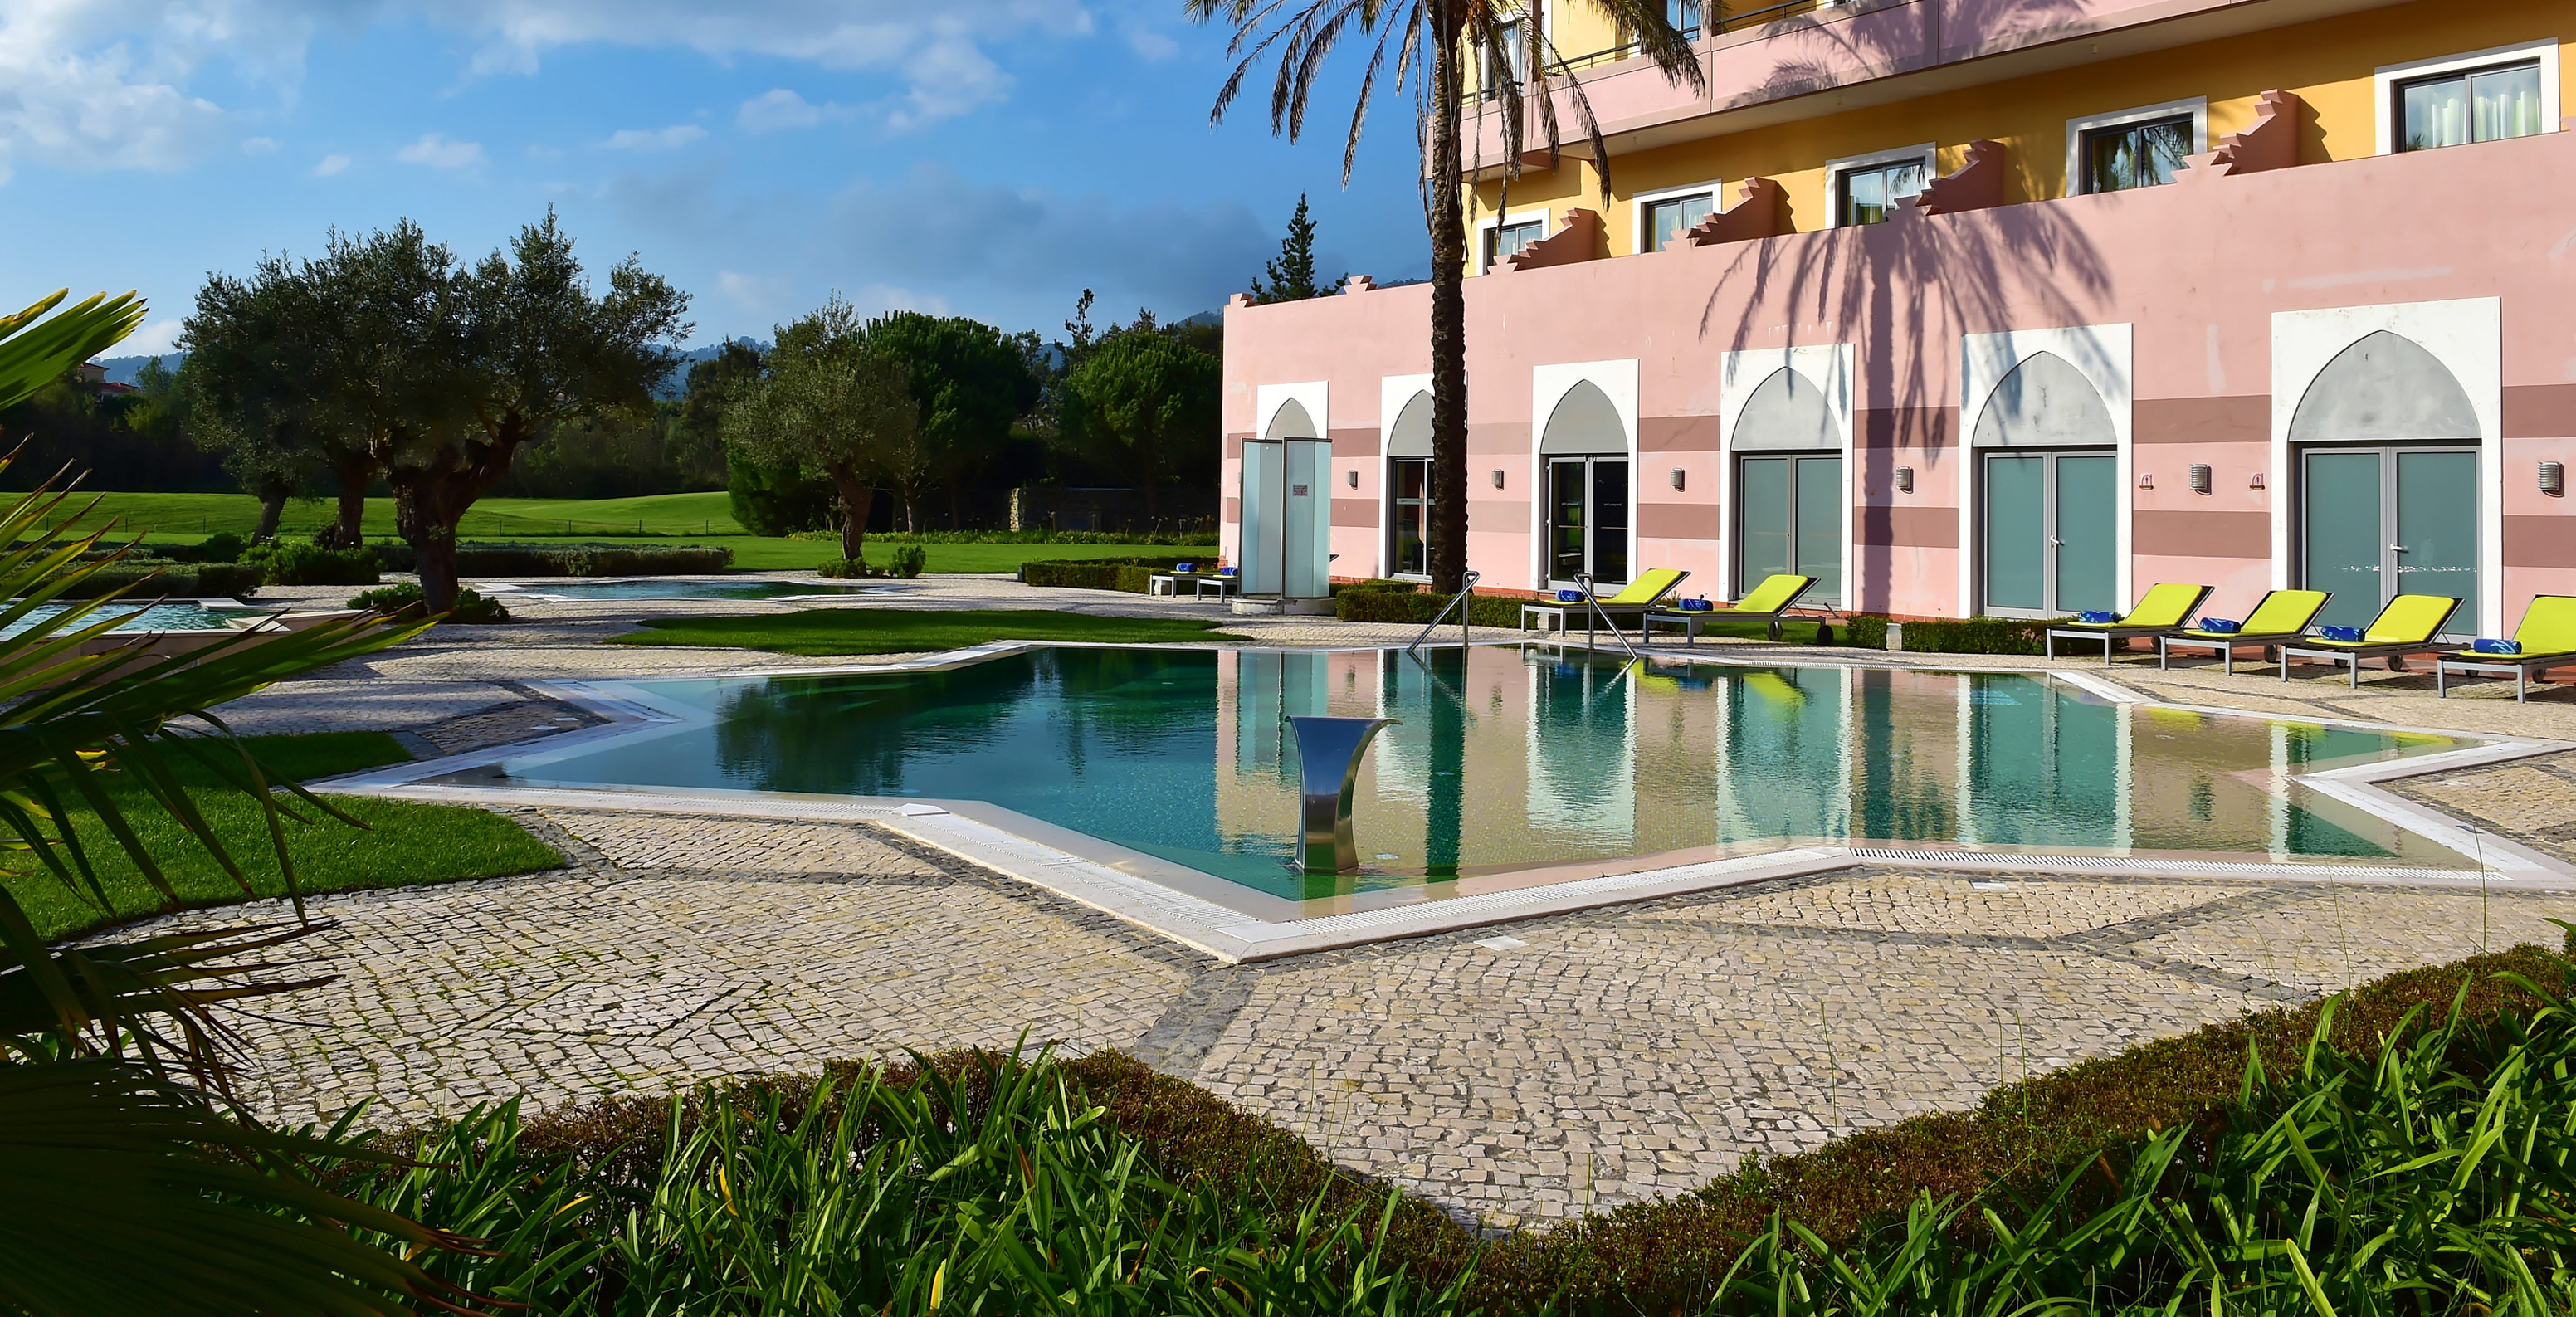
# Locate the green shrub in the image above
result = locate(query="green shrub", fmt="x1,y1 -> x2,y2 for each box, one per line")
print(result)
788,529 -> 1222,546
1021,555 -> 1193,593
155,531 -> 246,564
38,562 -> 262,601
812,557 -> 871,579
346,583 -> 511,624
243,539 -> 382,587
1838,613 -> 1890,650
1334,586 -> 1529,628
1894,615 -> 2058,655
368,541 -> 734,578
1334,578 -> 1420,596
890,544 -> 927,578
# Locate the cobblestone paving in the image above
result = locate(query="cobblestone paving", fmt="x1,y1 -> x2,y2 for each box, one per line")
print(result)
2389,750 -> 2576,867
548,808 -> 940,876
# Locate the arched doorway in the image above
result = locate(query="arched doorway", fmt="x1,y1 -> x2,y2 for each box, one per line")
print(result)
2287,330 -> 2481,634
1241,397 -> 1331,601
1539,380 -> 1630,588
1732,368 -> 1843,604
1384,392 -> 1433,577
1972,351 -> 2118,617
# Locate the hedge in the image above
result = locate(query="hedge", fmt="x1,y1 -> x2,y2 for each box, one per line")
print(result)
1892,615 -> 2058,655
1021,555 -> 1194,593
369,541 -> 734,578
791,529 -> 1221,547
46,562 -> 265,600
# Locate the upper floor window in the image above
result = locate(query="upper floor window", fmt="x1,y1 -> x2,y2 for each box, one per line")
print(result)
1640,188 -> 1716,251
1483,21 -> 1527,100
2399,60 -> 2544,150
2375,41 -> 2560,157
1483,217 -> 1545,270
1666,0 -> 1701,41
1833,154 -> 1928,227
2082,115 -> 2191,192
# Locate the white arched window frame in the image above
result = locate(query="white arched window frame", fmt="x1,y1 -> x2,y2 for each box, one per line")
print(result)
1530,359 -> 1641,593
1718,344 -> 1855,606
1956,324 -> 2135,618
2269,299 -> 2502,632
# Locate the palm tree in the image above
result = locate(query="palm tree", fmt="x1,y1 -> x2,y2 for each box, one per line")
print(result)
1187,0 -> 1706,593
0,290 -> 465,1315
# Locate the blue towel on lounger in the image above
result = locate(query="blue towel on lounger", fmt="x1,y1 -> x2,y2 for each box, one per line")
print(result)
2473,637 -> 2523,655
2321,625 -> 2364,642
2197,617 -> 2240,634
2078,610 -> 2117,624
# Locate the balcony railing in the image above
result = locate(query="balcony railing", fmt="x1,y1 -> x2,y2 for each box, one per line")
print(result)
1540,0 -> 1830,76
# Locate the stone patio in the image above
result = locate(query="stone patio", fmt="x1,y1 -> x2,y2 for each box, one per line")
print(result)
158,573 -> 2576,1229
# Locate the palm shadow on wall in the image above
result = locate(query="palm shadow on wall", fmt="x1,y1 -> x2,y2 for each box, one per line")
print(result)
1687,0 -> 2115,616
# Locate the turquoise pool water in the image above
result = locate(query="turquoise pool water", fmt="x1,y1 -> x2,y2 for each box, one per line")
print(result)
471,647 -> 2476,900
0,601 -> 251,637
510,580 -> 866,601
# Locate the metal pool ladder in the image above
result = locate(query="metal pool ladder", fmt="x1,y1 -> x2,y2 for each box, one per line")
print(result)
1405,569 -> 1481,656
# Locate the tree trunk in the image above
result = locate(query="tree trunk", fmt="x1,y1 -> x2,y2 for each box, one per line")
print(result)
394,478 -> 464,613
321,462 -> 370,549
1425,16 -> 1471,596
253,486 -> 289,542
831,467 -> 874,565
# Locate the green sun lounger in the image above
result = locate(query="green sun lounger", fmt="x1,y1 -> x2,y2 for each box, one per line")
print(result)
1520,568 -> 1691,641
2154,589 -> 2331,675
1644,573 -> 1819,644
2437,595 -> 2576,701
2042,583 -> 2214,664
2277,593 -> 2461,688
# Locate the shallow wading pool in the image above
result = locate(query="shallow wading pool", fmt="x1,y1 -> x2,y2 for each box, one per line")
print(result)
416,646 -> 2498,915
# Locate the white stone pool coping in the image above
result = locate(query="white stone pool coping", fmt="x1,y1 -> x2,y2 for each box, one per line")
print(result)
310,641 -> 2576,963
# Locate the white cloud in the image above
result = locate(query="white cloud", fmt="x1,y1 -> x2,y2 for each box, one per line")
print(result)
602,124 -> 706,151
311,152 -> 350,175
738,88 -> 841,133
120,317 -> 186,355
1122,25 -> 1178,61
0,0 -> 1097,182
396,132 -> 483,168
240,135 -> 280,154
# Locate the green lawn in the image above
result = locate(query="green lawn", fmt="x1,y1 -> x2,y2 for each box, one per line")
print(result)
7,731 -> 564,943
41,492 -> 1189,574
612,608 -> 1247,656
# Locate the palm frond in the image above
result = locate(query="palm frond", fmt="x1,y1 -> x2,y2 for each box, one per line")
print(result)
0,291 -> 150,411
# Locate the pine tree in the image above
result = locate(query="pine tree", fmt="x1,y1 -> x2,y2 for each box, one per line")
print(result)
1250,194 -> 1332,304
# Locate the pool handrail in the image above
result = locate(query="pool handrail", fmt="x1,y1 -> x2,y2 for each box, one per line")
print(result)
1405,568 -> 1481,656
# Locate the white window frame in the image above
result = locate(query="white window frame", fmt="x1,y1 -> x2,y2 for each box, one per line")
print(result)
1475,206 -> 1550,271
1630,178 -> 1725,254
1823,143 -> 1935,229
2374,39 -> 2560,157
2065,97 -> 2208,195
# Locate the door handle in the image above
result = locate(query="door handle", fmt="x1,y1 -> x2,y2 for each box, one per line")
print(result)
2047,537 -> 2064,546
2389,544 -> 2408,552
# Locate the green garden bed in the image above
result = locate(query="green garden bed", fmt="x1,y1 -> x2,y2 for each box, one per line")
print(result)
607,607 -> 1247,656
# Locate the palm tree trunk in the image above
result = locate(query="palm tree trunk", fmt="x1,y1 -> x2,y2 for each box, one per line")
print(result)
1425,10 -> 1471,597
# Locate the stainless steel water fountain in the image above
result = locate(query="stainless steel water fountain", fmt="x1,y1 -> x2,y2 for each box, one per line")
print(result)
1286,715 -> 1399,875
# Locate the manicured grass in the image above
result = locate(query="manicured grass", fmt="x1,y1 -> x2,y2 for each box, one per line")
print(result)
6,731 -> 563,943
43,493 -> 1187,574
610,608 -> 1247,656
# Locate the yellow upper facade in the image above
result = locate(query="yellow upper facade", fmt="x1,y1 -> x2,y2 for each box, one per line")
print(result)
1465,0 -> 2569,273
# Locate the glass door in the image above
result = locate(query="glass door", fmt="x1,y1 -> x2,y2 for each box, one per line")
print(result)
2301,446 -> 2479,635
1736,454 -> 1844,604
1981,449 -> 2114,616
1592,460 -> 1630,585
1388,457 -> 1431,577
1549,459 -> 1588,584
2301,450 -> 2384,632
1239,440 -> 1283,595
1547,457 -> 1630,588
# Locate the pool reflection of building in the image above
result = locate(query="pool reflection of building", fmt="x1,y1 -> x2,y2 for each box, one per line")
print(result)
1212,648 -> 2447,876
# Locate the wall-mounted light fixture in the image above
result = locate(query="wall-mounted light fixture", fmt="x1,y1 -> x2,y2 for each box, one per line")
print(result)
2188,464 -> 2212,495
1895,466 -> 1915,494
1346,469 -> 1359,489
2138,472 -> 2155,490
2249,472 -> 2266,490
2544,461 -> 2566,496
1491,469 -> 1505,489
1670,468 -> 1686,490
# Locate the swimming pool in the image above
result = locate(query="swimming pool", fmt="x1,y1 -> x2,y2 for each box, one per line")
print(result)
450,646 -> 2481,902
495,579 -> 868,602
0,600 -> 260,637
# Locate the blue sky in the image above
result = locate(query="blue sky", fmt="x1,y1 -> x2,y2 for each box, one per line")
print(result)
0,0 -> 1432,354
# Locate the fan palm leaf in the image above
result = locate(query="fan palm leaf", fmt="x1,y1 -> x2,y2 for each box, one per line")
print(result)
0,291 -> 473,1314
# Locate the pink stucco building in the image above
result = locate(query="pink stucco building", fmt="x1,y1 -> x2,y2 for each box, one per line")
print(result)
1219,0 -> 2576,638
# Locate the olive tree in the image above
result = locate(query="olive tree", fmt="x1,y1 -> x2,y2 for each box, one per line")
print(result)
721,297 -> 921,563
